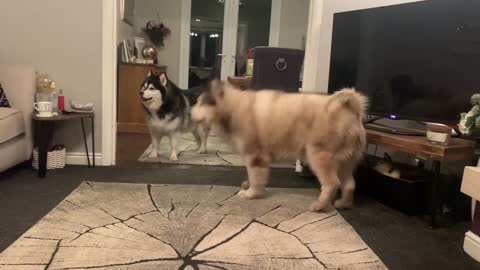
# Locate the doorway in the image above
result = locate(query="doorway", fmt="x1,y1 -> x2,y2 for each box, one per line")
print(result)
113,0 -> 310,166
188,0 -> 272,88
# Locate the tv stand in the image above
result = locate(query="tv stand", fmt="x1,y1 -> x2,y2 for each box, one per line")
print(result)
366,129 -> 475,227
364,116 -> 384,124
365,123 -> 426,136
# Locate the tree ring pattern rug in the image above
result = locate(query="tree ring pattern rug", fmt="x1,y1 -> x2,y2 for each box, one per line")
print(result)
0,182 -> 387,270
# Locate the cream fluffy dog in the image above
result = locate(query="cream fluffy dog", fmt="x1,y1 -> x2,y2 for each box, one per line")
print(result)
191,81 -> 367,211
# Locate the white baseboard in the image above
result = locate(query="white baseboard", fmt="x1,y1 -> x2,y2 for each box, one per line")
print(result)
464,231 -> 480,262
66,152 -> 103,166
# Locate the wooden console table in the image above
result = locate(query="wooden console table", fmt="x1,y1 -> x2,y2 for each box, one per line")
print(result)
228,76 -> 252,89
366,128 -> 476,227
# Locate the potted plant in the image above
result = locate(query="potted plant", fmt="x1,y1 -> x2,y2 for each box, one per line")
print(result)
459,94 -> 480,165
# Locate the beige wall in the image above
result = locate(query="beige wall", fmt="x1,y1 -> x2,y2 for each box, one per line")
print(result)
117,0 -> 134,46
0,0 -> 103,158
134,0 -> 183,85
278,0 -> 309,50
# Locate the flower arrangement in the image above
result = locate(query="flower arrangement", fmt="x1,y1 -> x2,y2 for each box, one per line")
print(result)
142,20 -> 171,47
247,48 -> 255,59
36,74 -> 56,93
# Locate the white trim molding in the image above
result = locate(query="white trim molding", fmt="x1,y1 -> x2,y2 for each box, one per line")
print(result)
66,152 -> 103,166
220,0 -> 240,80
268,0 -> 281,47
101,0 -> 118,166
179,0 -> 192,89
464,231 -> 480,262
302,0 -> 324,92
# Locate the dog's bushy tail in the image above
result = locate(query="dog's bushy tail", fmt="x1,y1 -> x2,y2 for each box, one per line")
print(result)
327,88 -> 368,162
328,88 -> 368,120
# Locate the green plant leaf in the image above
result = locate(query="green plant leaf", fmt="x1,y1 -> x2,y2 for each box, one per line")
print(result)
467,117 -> 475,127
466,113 -> 480,127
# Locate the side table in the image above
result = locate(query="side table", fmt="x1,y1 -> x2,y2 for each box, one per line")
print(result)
366,128 -> 476,227
32,112 -> 95,178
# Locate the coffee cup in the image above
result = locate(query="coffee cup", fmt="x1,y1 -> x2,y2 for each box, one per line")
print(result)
34,101 -> 53,117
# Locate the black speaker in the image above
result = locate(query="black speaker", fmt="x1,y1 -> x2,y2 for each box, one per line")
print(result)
251,47 -> 304,92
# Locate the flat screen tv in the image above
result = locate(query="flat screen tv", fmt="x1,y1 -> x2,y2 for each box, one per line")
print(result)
328,0 -> 480,124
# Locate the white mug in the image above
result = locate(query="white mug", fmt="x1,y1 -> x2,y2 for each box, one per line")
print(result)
34,101 -> 53,117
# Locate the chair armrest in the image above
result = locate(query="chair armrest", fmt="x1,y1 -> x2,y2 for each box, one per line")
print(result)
0,65 -> 36,158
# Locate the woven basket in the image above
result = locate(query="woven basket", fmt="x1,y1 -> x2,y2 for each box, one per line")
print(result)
32,148 -> 66,170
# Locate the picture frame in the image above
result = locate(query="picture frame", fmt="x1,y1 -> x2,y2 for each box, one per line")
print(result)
134,37 -> 146,60
120,0 -> 135,26
120,40 -> 132,63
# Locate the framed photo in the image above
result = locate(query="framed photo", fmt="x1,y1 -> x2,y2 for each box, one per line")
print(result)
120,40 -> 131,63
134,37 -> 146,60
120,0 -> 134,26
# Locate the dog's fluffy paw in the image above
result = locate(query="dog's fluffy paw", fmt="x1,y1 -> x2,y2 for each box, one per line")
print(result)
148,151 -> 159,159
238,189 -> 252,199
238,188 -> 265,199
334,199 -> 353,209
309,201 -> 332,212
197,148 -> 207,154
169,154 -> 179,161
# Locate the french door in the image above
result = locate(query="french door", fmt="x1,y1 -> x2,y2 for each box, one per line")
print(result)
219,0 -> 239,80
189,0 -> 272,86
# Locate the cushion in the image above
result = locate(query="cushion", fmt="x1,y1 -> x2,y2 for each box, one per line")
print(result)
0,108 -> 25,143
0,82 -> 10,107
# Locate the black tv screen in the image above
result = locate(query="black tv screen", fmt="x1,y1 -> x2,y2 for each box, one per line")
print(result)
328,0 -> 480,123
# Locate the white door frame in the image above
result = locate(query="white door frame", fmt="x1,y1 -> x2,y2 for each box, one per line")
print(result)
179,0 -> 192,89
101,0 -> 118,166
268,0 -> 282,47
302,0 -> 324,93
220,0 -> 240,80
101,0 -> 324,166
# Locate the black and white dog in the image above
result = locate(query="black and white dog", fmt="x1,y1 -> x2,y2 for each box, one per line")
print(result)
140,71 -> 209,160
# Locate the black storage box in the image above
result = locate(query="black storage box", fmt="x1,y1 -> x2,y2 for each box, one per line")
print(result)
355,162 -> 431,215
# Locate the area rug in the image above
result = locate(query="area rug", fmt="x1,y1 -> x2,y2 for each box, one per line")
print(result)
0,182 -> 387,270
138,133 -> 294,168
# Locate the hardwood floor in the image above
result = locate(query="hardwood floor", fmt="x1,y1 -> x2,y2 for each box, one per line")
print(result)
115,132 -> 151,166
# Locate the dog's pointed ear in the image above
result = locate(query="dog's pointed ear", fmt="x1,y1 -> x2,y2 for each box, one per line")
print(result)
147,69 -> 154,77
210,79 -> 225,98
209,79 -> 220,91
159,72 -> 168,87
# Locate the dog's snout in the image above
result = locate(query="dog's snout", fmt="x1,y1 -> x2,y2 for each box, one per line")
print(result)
192,117 -> 201,124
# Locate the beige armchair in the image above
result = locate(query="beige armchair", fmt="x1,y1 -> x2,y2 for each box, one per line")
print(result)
0,65 -> 35,172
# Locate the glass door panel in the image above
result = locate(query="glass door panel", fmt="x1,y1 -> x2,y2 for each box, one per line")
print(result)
190,0 -> 226,87
236,0 -> 272,76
